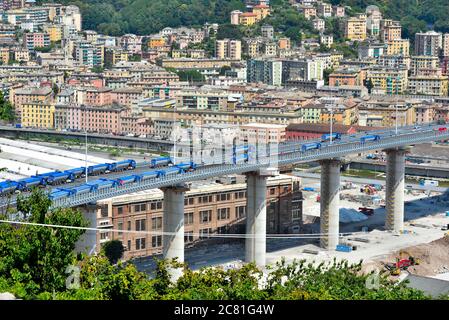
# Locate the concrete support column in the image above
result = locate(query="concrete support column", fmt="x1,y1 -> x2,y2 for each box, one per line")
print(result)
319,159 -> 341,250
384,148 -> 407,232
245,167 -> 278,267
75,204 -> 98,255
162,184 -> 189,281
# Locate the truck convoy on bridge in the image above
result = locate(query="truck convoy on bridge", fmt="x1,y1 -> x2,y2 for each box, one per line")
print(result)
2,125 -> 448,201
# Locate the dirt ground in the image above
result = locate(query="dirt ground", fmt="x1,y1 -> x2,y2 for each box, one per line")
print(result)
368,235 -> 449,276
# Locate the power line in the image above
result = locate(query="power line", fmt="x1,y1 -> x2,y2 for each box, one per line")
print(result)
0,219 -> 371,239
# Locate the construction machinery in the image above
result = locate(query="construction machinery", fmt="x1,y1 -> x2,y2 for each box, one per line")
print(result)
383,251 -> 421,276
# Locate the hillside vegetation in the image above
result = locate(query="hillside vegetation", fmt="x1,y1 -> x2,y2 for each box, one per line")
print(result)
39,0 -> 449,39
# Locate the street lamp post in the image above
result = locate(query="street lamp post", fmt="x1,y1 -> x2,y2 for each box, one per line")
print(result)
327,104 -> 334,145
84,105 -> 88,183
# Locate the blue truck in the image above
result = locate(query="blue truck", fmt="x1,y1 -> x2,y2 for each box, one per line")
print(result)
140,170 -> 160,181
321,133 -> 342,142
117,175 -> 141,185
360,135 -> 381,144
301,142 -> 322,152
87,178 -> 118,190
17,176 -> 46,191
150,156 -> 172,168
113,159 -> 137,171
87,163 -> 114,175
0,180 -> 19,194
64,167 -> 86,178
336,244 -> 353,252
46,172 -> 75,185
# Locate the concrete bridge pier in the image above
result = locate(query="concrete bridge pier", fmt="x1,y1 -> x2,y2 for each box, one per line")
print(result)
245,167 -> 278,267
162,184 -> 189,282
384,148 -> 408,232
319,159 -> 341,250
75,204 -> 98,255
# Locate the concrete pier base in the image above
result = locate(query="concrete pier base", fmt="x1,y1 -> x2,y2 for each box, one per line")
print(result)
384,148 -> 407,232
162,184 -> 189,282
319,159 -> 341,250
75,204 -> 98,255
245,168 -> 278,267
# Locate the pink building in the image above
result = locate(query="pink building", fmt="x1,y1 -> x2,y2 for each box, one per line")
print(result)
111,87 -> 143,107
23,32 -> 50,49
240,123 -> 286,144
85,87 -> 113,106
55,104 -> 126,134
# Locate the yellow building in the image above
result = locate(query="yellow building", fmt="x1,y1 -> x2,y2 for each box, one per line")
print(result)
387,39 -> 410,56
21,101 -> 55,129
252,4 -> 270,20
239,12 -> 258,26
105,48 -> 129,65
330,52 -> 344,68
0,48 -> 9,64
14,49 -> 30,62
148,37 -> 166,48
366,68 -> 408,95
345,17 -> 367,41
43,24 -> 62,42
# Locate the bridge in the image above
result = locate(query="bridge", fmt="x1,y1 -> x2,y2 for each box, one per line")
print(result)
3,122 -> 449,279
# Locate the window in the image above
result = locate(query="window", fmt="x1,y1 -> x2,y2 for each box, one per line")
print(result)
100,232 -> 109,240
117,206 -> 123,215
136,238 -> 146,250
150,201 -> 163,210
216,193 -> 231,201
198,195 -> 213,204
184,197 -> 194,205
127,240 -> 131,250
235,191 -> 246,199
136,219 -> 146,231
199,228 -> 211,239
217,207 -> 230,220
127,221 -> 131,231
100,205 -> 108,217
292,208 -> 301,220
134,203 -> 146,212
184,231 -> 194,243
184,212 -> 194,225
200,210 -> 212,223
117,222 -> 123,235
270,188 -> 276,195
236,205 -> 246,218
151,235 -> 162,248
152,217 -> 162,230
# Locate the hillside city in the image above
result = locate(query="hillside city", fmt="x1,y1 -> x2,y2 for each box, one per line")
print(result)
0,0 -> 448,303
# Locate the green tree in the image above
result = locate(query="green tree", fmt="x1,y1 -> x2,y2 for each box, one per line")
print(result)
0,91 -> 15,123
102,240 -> 125,264
0,189 -> 87,298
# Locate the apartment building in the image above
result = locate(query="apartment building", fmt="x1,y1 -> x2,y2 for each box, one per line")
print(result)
386,39 -> 410,56
415,31 -> 443,57
215,39 -> 242,60
380,20 -> 402,42
239,122 -> 286,144
320,34 -> 333,48
365,67 -> 408,95
407,75 -> 448,96
344,16 -> 367,41
96,175 -> 302,259
318,3 -> 332,18
23,32 -> 50,50
247,58 -> 283,86
239,12 -> 258,26
410,56 -> 439,76
176,89 -> 229,110
313,18 -> 325,32
54,103 -> 126,134
12,86 -> 53,120
21,100 -> 55,129
261,24 -> 274,39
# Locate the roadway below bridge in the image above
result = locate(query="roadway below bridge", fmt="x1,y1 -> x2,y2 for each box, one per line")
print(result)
0,125 -> 174,152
